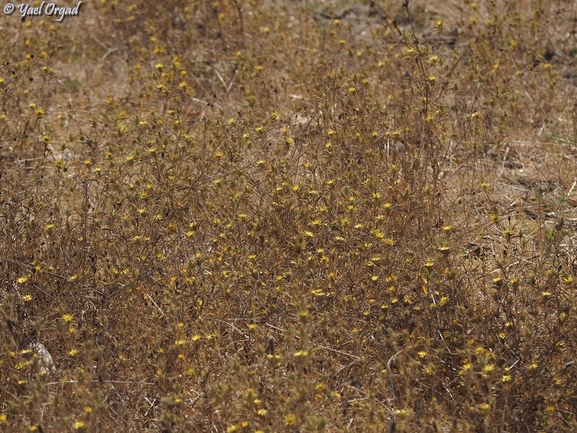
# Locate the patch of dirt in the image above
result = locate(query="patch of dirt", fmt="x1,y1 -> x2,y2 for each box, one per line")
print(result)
312,0 -> 577,87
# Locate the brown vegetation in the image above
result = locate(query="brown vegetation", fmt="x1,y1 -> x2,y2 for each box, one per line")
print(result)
1,0 -> 577,431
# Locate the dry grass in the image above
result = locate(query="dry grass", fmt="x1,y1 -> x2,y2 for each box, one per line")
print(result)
1,0 -> 577,431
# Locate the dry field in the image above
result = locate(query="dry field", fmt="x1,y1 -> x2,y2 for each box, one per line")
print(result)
1,0 -> 577,431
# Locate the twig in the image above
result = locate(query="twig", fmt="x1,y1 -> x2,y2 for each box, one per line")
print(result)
441,381 -> 458,409
102,47 -> 121,61
501,146 -> 510,170
567,178 -> 576,198
387,351 -> 402,399
222,320 -> 249,339
265,323 -> 286,334
317,345 -> 361,360
12,283 -> 23,301
144,293 -> 164,316
143,397 -> 156,417
214,68 -> 227,91
226,68 -> 237,94
46,380 -> 156,386
231,0 -> 244,35
337,359 -> 360,374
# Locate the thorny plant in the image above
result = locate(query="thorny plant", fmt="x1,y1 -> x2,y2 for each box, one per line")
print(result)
1,0 -> 577,431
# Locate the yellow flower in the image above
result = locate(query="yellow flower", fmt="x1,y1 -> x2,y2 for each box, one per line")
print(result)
73,420 -> 85,430
62,314 -> 74,322
283,414 -> 297,426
